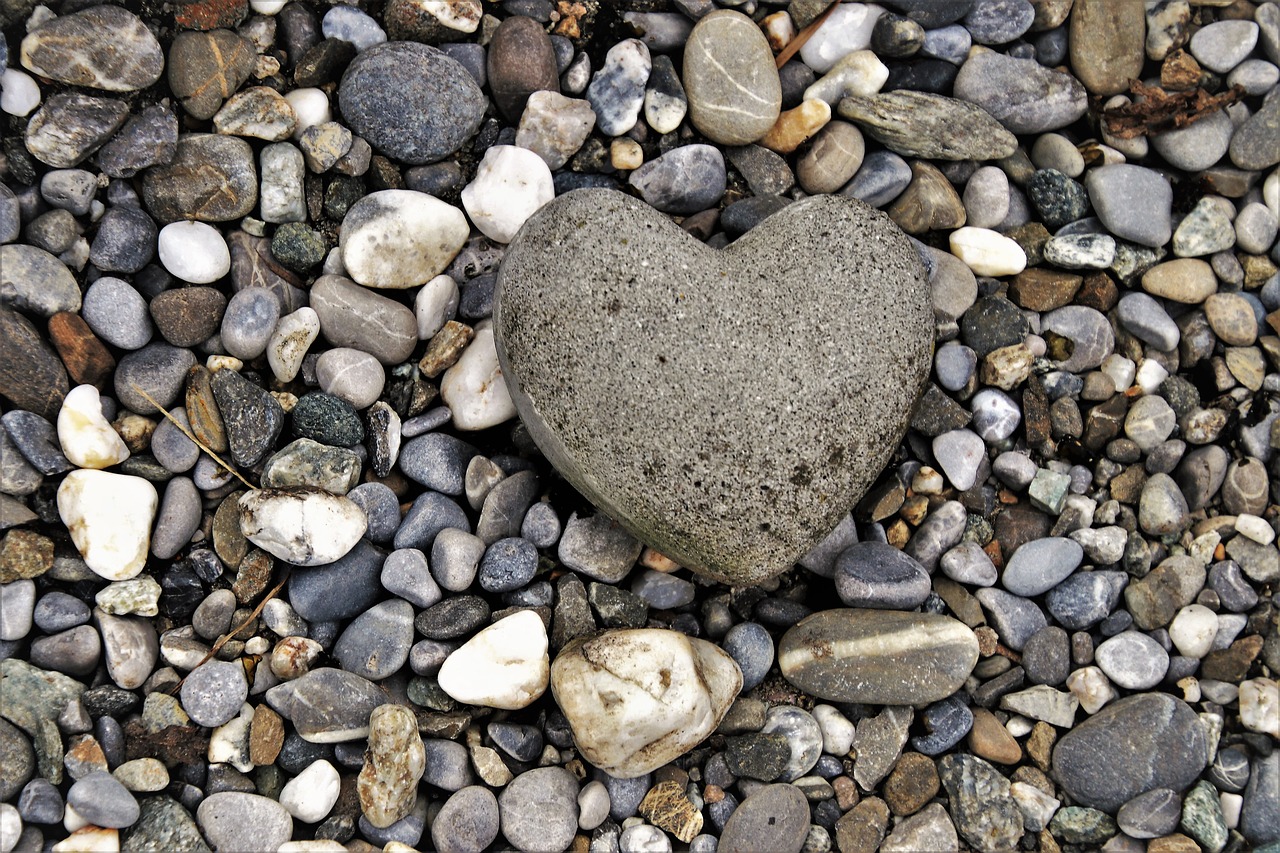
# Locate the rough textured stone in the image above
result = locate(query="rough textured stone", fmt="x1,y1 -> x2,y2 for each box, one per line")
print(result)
495,189 -> 930,585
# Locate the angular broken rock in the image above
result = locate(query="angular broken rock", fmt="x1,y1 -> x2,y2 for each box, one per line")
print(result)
265,668 -> 386,743
238,488 -> 367,566
778,609 -> 979,705
550,628 -> 742,778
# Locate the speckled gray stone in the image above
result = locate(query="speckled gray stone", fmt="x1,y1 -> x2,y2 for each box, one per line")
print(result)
495,189 -> 930,585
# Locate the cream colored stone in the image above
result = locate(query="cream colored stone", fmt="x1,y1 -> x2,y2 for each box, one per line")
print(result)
438,610 -> 549,710
949,227 -> 1028,277
804,50 -> 888,104
340,189 -> 469,289
551,628 -> 742,778
57,385 -> 130,469
441,324 -> 517,431
57,470 -> 157,581
1239,678 -> 1278,737
238,488 -> 367,567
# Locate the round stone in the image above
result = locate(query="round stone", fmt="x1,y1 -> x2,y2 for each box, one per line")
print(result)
1094,631 -> 1169,690
157,221 -> 230,284
834,542 -> 931,609
495,189 -> 930,585
338,41 -> 485,164
683,10 -> 781,145
180,660 -> 249,727
339,189 -> 469,289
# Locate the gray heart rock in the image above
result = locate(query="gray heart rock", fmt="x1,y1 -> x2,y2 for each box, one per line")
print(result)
495,189 -> 931,585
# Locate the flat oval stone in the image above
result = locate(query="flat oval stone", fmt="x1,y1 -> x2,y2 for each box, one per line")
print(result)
0,308 -> 70,422
339,41 -> 485,164
486,15 -> 558,123
778,608 -> 979,705
837,90 -> 1017,160
24,92 -> 128,168
1052,693 -> 1207,813
265,667 -> 385,743
495,189 -> 930,585
142,134 -> 258,224
310,275 -> 418,364
238,487 -> 367,567
683,10 -> 781,146
0,244 -> 81,318
20,6 -> 163,92
718,784 -> 809,853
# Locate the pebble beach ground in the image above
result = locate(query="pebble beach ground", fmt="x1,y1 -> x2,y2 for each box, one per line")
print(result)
1,0 -> 1279,852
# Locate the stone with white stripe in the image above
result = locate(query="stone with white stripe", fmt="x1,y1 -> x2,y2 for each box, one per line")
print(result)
779,609 -> 979,705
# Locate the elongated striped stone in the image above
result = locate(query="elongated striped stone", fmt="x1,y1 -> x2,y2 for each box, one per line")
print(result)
779,609 -> 979,705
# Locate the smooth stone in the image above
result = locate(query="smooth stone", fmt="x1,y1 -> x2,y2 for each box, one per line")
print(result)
628,145 -> 726,215
1085,165 -> 1173,249
805,50 -> 889,106
1002,537 -> 1082,597
212,87 -> 297,141
495,189 -> 928,585
585,38 -> 650,137
779,609 -> 978,705
550,629 -> 741,778
340,189 -> 468,289
220,288 -> 280,361
498,768 -> 579,853
89,207 -> 156,274
96,103 -> 177,179
310,275 -> 416,364
953,50 -> 1087,133
210,368 -> 285,468
315,348 -> 384,410
837,91 -> 1016,160
460,145 -> 554,244
0,244 -> 81,318
974,588 -> 1047,651
834,542 -> 929,610
1069,0 -> 1145,96
1152,110 -> 1233,173
1230,93 -> 1280,171
57,385 -> 129,470
1190,20 -> 1258,73
718,784 -> 809,853
487,15 -> 558,122
333,600 -> 414,681
57,471 -> 156,581
168,30 -> 256,120
156,222 -> 230,285
357,705 -> 425,829
799,2 -> 885,74
515,91 -> 596,170
683,10 -> 781,146
1052,693 -> 1207,813
1095,631 -> 1170,690
278,760 -> 340,823
142,134 -> 257,224
440,326 -> 517,430
437,610 -> 549,710
0,309 -> 70,423
180,660 -> 248,727
65,771 -> 138,829
20,6 -> 162,92
197,793 -> 292,852
238,488 -> 367,567
24,92 -> 128,168
338,41 -> 485,164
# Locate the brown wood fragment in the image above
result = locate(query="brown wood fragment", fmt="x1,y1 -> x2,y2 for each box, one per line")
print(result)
1100,80 -> 1245,139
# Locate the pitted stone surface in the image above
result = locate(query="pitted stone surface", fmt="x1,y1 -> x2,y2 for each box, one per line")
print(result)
495,189 -> 930,585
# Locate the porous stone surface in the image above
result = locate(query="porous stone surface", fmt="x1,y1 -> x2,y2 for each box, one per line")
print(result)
495,188 -> 930,585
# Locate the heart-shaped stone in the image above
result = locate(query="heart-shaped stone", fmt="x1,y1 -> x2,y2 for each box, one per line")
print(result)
495,189 -> 931,585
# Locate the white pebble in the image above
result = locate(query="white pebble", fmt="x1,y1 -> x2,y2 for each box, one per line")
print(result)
207,704 -> 254,772
418,0 -> 480,32
279,760 -> 341,823
414,274 -> 459,340
1004,715 -> 1034,738
51,827 -> 118,853
1134,358 -> 1169,394
1234,514 -> 1275,545
461,145 -> 555,244
267,307 -> 320,383
1100,353 -> 1136,393
279,843 -> 348,853
437,610 -> 549,710
799,2 -> 885,74
0,68 -> 41,117
340,190 -> 469,289
949,227 -> 1027,277
803,49 -> 888,104
1220,792 -> 1242,830
238,488 -> 368,567
1065,665 -> 1116,715
57,470 -> 157,581
441,324 -> 517,431
157,221 -> 230,284
57,385 -> 130,469
0,804 -> 20,853
1169,604 -> 1219,659
285,88 -> 331,138
249,0 -> 287,12
811,704 -> 854,756
1239,677 -> 1278,737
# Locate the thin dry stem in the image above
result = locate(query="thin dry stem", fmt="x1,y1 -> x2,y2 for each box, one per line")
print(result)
775,0 -> 842,70
130,383 -> 256,491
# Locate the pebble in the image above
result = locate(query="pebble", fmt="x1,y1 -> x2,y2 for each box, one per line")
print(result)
1002,537 -> 1083,597
718,784 -> 809,853
238,488 -> 367,567
834,542 -> 931,609
683,11 -> 781,146
948,227 -> 1026,276
839,91 -> 1016,161
358,705 -> 425,829
315,348 -> 384,410
440,325 -> 516,430
340,189 -> 469,289
628,144 -> 726,214
339,41 -> 484,164
953,50 -> 1087,134
334,599 -> 413,681
799,2 -> 884,74
1095,631 -> 1169,690
1052,693 -> 1206,812
142,133 -> 257,223
56,385 -> 129,470
780,608 -> 977,704
550,629 -> 741,777
1189,20 -> 1258,74
498,768 -> 579,853
586,39 -> 651,137
65,771 -> 138,829
180,660 -> 248,727
461,145 -> 554,244
1,244 -> 82,318
265,667 -> 385,742
278,759 -> 340,823
197,792 -> 293,853
24,92 -> 129,169
432,787 -> 500,853
437,609 -> 548,709
515,91 -> 596,170
57,470 -> 157,581
1085,165 -> 1173,249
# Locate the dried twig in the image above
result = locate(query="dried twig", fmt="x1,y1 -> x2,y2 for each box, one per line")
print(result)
1100,80 -> 1245,139
130,383 -> 256,491
775,0 -> 842,70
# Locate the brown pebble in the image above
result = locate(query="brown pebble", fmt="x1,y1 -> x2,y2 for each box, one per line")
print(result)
760,99 -> 831,154
65,734 -> 109,777
1148,833 -> 1202,853
1200,634 -> 1263,682
419,321 -> 474,378
1039,828 -> 1063,853
48,312 -> 116,390
1075,272 -> 1119,312
638,780 -> 703,843
1161,49 -> 1201,90
887,160 -> 966,235
152,287 -> 228,348
703,784 -> 724,804
1026,721 -> 1056,773
835,796 -> 889,853
1009,269 -> 1082,312
214,492 -> 250,571
973,626 -> 999,657
832,775 -> 859,811
185,366 -> 228,453
168,29 -> 257,119
249,704 -> 284,766
487,15 -> 560,123
0,306 -> 69,423
174,0 -> 248,30
882,752 -> 939,817
967,707 -> 1022,765
0,530 -> 55,582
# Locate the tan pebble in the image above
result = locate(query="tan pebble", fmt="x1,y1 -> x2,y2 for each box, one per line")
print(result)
760,99 -> 830,154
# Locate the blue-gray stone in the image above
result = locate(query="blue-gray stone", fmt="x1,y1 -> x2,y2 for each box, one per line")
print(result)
834,541 -> 931,609
287,539 -> 384,622
1001,537 -> 1083,597
394,492 -> 470,552
628,145 -> 726,214
478,537 -> 538,593
722,621 -> 774,691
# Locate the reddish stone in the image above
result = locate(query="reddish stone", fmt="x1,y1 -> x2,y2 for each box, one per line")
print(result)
48,312 -> 116,390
